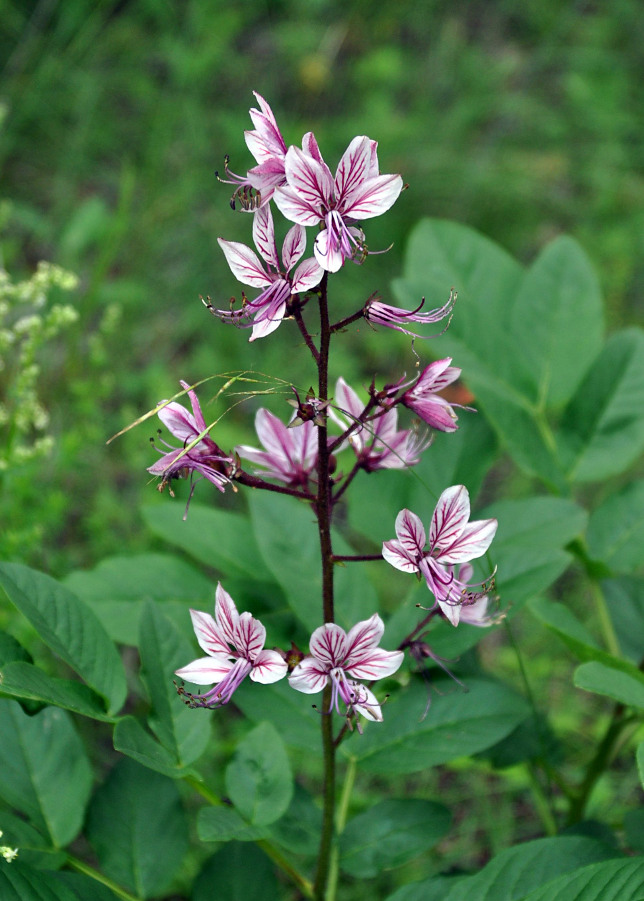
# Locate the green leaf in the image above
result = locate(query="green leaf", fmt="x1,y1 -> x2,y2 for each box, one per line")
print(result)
0,700 -> 92,847
0,811 -> 66,871
232,678 -> 320,751
520,856 -> 644,901
0,662 -> 113,720
63,552 -> 213,645
587,480 -> 644,573
269,783 -> 322,856
248,492 -> 377,632
193,844 -> 281,901
138,599 -> 211,767
440,835 -> 621,901
602,577 -> 644,664
112,715 -> 196,778
197,806 -> 269,842
637,742 -> 644,790
0,631 -> 32,666
574,661 -> 644,709
0,863 -> 81,901
560,328 -> 644,482
141,503 -> 274,581
225,721 -> 293,826
509,236 -> 603,408
339,799 -> 450,878
385,875 -> 466,901
0,563 -> 126,714
86,758 -> 188,898
344,678 -> 529,774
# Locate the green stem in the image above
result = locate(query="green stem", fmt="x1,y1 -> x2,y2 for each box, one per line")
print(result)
66,856 -> 139,901
326,757 -> 357,901
185,776 -> 314,897
315,687 -> 337,901
591,580 -> 621,658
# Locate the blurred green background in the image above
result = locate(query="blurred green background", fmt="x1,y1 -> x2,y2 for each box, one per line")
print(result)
1,0 -> 643,572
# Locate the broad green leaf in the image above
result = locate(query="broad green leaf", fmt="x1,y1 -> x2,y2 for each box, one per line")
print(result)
0,700 -> 92,847
63,552 -> 213,645
624,808 -> 644,852
0,662 -> 112,721
138,600 -> 211,767
48,874 -> 117,901
574,661 -> 644,709
112,715 -> 196,778
343,678 -> 529,774
248,492 -> 377,632
385,875 -> 465,901
601,577 -> 644,665
269,783 -> 322,856
587,480 -> 644,573
197,806 -> 269,842
193,844 -> 281,901
0,863 -> 81,901
225,721 -> 293,826
339,799 -> 450,878
86,758 -> 188,898
509,236 -> 603,408
560,328 -> 644,482
0,631 -> 31,666
0,811 -> 66,871
520,856 -> 644,901
441,835 -> 620,901
0,563 -> 126,714
232,678 -> 320,751
637,742 -> 644,790
142,503 -> 274,581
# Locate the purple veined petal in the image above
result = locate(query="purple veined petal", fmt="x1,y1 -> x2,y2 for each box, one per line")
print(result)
436,517 -> 498,565
345,613 -> 385,660
189,608 -> 232,658
334,136 -> 373,203
370,407 -> 399,445
249,649 -> 289,683
436,593 -> 462,628
147,449 -> 188,476
366,139 -> 379,177
214,583 -> 240,647
252,206 -> 280,269
309,622 -> 349,668
334,377 -> 365,423
395,508 -> 427,557
156,401 -> 199,444
430,485 -> 471,551
291,256 -> 324,293
175,654 -> 235,685
283,144 -> 334,212
281,224 -> 306,272
288,657 -> 330,694
249,298 -> 287,341
313,226 -> 345,273
181,380 -> 209,433
406,395 -> 459,432
350,681 -> 384,722
340,172 -> 404,220
217,239 -> 272,288
382,539 -> 420,573
234,611 -> 267,661
347,647 -> 404,681
412,358 -> 460,393
301,131 -> 325,165
273,184 -> 323,227
253,408 -> 293,461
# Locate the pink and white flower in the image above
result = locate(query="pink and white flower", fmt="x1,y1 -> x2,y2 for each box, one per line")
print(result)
176,583 -> 288,708
274,136 -> 403,272
148,380 -> 233,494
211,205 -> 323,340
402,358 -> 464,432
382,487 -> 498,627
236,408 -> 318,488
288,614 -> 403,723
365,291 -> 456,338
330,377 -> 430,471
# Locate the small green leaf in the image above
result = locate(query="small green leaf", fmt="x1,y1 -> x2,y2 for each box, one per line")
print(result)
139,600 -> 211,767
587,480 -> 644,573
0,563 -> 126,714
197,806 -> 269,842
0,862 -> 81,901
601,577 -> 644,665
339,799 -> 450,878
574,661 -> 644,709
0,700 -> 92,847
225,721 -> 293,826
86,758 -> 188,898
344,678 -> 529,774
637,742 -> 644,790
193,844 -> 281,901
560,328 -> 644,483
519,856 -> 644,901
112,715 -> 196,778
269,783 -> 322,856
0,662 -> 112,720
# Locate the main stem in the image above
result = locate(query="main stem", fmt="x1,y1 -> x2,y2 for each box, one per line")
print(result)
313,272 -> 337,900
